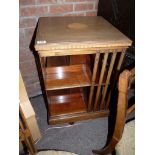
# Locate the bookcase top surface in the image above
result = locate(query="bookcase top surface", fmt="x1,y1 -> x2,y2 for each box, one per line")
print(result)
35,16 -> 132,51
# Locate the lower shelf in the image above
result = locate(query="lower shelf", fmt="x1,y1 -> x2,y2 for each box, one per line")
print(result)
49,110 -> 109,125
48,92 -> 87,117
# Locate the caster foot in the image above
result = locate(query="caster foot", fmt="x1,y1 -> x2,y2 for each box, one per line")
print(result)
69,122 -> 74,125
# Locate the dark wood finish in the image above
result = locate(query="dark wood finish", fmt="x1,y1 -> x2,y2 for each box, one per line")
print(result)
46,56 -> 69,67
46,55 -> 90,67
48,92 -> 87,116
70,55 -> 89,65
92,68 -> 135,155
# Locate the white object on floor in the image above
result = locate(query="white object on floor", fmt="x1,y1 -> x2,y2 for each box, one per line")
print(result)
36,150 -> 78,155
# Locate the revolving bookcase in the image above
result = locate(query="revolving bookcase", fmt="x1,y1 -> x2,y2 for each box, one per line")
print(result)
34,16 -> 132,125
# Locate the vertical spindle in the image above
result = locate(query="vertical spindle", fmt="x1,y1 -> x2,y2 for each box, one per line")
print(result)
106,51 -> 125,109
100,52 -> 117,110
94,53 -> 109,111
88,52 -> 100,111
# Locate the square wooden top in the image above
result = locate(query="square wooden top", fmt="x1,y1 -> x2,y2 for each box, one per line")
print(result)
34,16 -> 132,51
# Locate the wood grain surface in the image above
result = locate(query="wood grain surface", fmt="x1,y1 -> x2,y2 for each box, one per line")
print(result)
45,64 -> 92,90
48,92 -> 87,116
35,16 -> 132,51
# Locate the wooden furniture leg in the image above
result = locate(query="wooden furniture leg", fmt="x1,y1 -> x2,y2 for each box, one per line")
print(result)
92,68 -> 135,155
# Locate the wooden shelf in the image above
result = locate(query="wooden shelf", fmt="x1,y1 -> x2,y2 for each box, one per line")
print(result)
45,64 -> 92,90
49,110 -> 109,125
48,91 -> 87,116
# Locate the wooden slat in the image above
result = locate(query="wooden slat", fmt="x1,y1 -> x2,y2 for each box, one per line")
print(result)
127,104 -> 135,115
40,57 -> 46,78
38,47 -> 127,57
100,52 -> 117,109
88,52 -> 100,111
19,72 -> 41,142
19,106 -> 37,154
92,70 -> 131,155
39,57 -> 50,112
49,110 -> 109,125
117,51 -> 125,70
106,51 -> 125,109
94,53 -> 109,111
19,72 -> 35,118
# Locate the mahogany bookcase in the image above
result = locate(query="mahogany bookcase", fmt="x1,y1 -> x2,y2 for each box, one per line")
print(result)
34,16 -> 132,125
